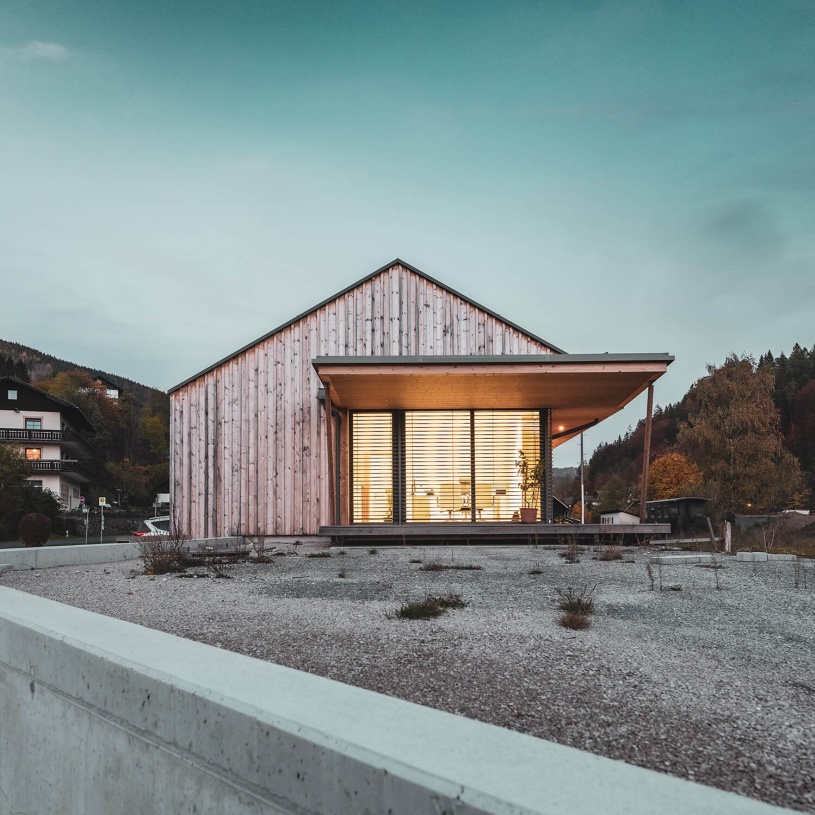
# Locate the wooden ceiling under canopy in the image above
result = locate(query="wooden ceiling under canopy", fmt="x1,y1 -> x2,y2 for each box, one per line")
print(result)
312,354 -> 673,448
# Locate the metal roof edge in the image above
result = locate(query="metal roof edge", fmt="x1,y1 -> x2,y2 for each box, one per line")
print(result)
169,259 -> 567,393
312,353 -> 675,366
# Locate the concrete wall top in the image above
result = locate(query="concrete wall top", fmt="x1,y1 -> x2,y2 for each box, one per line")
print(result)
0,587 -> 785,815
0,541 -> 141,570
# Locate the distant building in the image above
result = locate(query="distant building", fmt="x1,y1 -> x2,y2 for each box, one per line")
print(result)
646,497 -> 709,536
0,376 -> 95,509
93,375 -> 123,400
599,509 -> 641,525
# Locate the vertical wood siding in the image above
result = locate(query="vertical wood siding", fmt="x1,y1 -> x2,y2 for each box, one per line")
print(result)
171,264 -> 557,537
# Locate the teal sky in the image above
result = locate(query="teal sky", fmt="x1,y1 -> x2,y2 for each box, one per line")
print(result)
2,1 -> 813,466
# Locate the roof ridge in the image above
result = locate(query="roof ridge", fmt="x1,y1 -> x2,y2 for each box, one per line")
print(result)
170,259 -> 566,393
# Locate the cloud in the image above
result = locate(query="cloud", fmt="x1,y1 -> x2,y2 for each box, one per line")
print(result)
0,40 -> 71,62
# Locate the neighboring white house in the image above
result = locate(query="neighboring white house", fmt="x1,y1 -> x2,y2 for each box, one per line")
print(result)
0,377 -> 96,509
599,509 -> 641,525
93,375 -> 123,400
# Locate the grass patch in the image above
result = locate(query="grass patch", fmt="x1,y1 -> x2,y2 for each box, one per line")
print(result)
337,549 -> 347,555
368,548 -> 379,555
559,612 -> 591,630
409,558 -> 422,564
529,568 -> 543,575
555,584 -> 596,615
392,594 -> 467,620
419,562 -> 483,571
337,570 -> 347,578
595,546 -> 623,561
306,551 -> 331,558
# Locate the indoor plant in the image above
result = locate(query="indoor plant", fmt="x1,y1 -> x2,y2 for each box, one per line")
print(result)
515,450 -> 543,523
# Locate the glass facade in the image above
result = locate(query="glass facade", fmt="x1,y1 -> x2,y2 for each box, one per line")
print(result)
351,409 -> 541,523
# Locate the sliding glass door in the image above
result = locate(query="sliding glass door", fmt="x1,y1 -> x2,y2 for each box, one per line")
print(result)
351,409 -> 541,523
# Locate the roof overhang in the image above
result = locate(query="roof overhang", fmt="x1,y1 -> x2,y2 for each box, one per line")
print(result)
312,353 -> 673,448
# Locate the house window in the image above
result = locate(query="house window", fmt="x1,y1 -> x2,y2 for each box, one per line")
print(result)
8,389 -> 17,400
29,480 -> 43,488
25,448 -> 42,461
25,418 -> 42,430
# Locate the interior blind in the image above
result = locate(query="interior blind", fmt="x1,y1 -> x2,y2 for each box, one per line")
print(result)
351,413 -> 393,523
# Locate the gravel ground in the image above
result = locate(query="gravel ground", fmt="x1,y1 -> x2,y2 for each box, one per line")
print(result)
3,544 -> 815,812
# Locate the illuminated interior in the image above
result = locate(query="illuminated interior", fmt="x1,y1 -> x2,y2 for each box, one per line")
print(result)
351,410 -> 541,523
351,413 -> 393,523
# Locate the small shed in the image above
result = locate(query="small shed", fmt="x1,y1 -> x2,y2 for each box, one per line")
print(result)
599,509 -> 641,526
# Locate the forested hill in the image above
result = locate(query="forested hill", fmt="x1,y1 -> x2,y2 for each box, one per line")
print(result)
588,343 -> 815,510
0,339 -> 163,417
0,339 -> 170,509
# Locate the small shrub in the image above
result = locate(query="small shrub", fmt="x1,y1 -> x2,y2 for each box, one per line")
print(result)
555,584 -> 596,615
559,536 -> 581,563
18,512 -> 51,547
392,594 -> 467,620
337,570 -> 347,578
338,549 -> 347,556
368,548 -> 379,555
138,525 -> 187,575
306,551 -> 331,558
246,535 -> 273,563
529,568 -> 543,575
559,612 -> 591,630
204,555 -> 234,578
597,546 -> 623,561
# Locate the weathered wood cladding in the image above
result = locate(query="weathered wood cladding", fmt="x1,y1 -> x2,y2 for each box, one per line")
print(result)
171,264 -> 557,537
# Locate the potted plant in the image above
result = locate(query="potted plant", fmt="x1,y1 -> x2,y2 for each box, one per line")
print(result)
516,450 -> 543,523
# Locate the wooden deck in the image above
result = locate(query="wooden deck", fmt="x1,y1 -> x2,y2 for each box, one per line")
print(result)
319,523 -> 671,545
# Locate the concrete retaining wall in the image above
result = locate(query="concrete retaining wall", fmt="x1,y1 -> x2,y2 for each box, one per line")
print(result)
0,588 -> 785,815
0,541 -> 141,570
0,537 -> 265,571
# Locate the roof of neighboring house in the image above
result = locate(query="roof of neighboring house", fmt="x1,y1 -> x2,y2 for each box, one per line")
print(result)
94,374 -> 123,392
170,258 -> 567,393
600,508 -> 640,517
0,376 -> 96,433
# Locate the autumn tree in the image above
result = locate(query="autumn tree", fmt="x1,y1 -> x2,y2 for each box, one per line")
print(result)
597,473 -> 634,512
0,446 -> 60,540
677,356 -> 804,515
647,452 -> 702,500
36,369 -> 122,458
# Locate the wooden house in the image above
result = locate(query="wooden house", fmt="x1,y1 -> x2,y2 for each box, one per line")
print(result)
169,260 -> 672,541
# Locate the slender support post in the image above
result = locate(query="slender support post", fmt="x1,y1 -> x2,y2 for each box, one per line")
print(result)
639,383 -> 654,522
325,388 -> 336,527
541,409 -> 553,523
580,433 -> 585,524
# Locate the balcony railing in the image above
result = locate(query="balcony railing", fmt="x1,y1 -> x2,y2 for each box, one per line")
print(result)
0,427 -> 96,454
0,428 -> 63,442
27,459 -> 95,481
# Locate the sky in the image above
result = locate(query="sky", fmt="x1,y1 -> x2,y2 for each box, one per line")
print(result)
1,0 -> 813,468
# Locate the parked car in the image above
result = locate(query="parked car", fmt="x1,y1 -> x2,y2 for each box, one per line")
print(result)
133,516 -> 171,537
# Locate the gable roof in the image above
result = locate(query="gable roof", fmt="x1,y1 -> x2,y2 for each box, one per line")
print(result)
0,376 -> 96,432
169,259 -> 565,393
